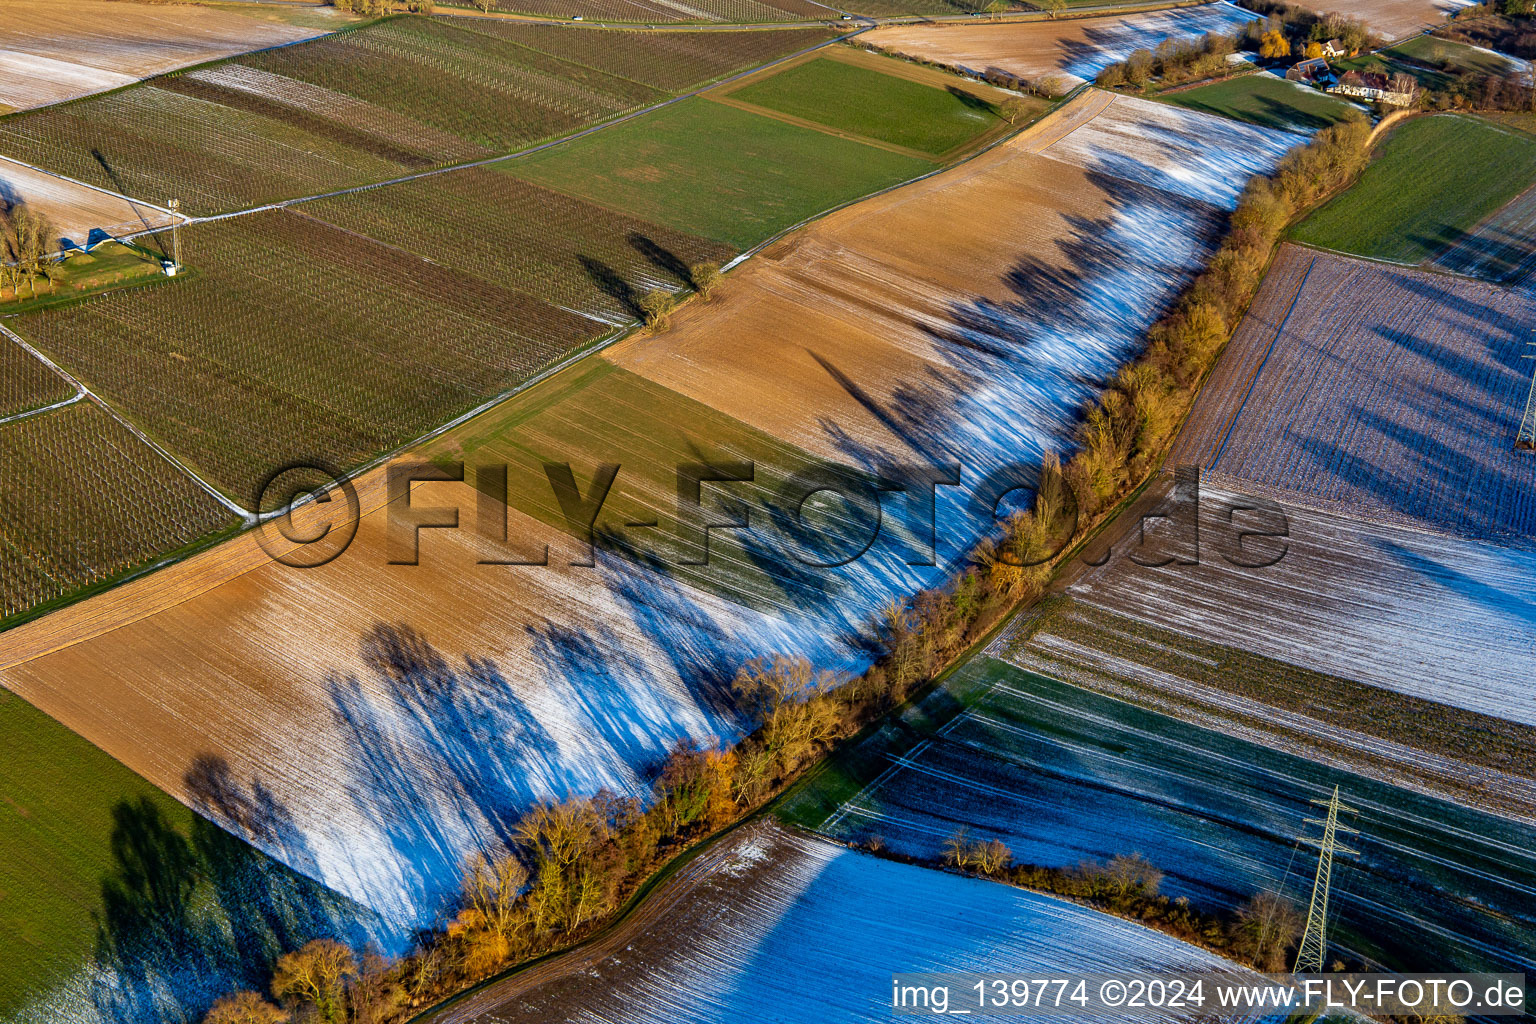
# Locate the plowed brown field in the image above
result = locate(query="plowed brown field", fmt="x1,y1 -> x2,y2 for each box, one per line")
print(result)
860,3 -> 1263,89
0,0 -> 330,110
0,155 -> 172,247
606,89 -> 1226,468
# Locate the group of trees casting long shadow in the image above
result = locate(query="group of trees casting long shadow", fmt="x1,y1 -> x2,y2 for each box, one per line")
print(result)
89,756 -> 378,1024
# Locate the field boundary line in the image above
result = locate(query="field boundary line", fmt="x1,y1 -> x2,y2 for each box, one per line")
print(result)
720,87 -> 1099,272
821,738 -> 931,830
139,24 -> 870,232
0,321 -> 257,523
0,390 -> 86,427
1206,250 -> 1316,469
703,92 -> 940,159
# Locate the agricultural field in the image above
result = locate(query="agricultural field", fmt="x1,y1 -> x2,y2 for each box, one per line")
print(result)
859,3 -> 1263,89
1032,92 -> 1303,205
0,156 -> 174,250
0,37 -> 1484,1024
1290,114 -> 1536,263
0,84 -> 410,218
233,17 -> 664,154
0,403 -> 236,622
1037,480 -> 1536,788
425,821 -> 1275,1024
1387,31 -> 1526,76
1174,244 -> 1536,538
0,381 -> 873,925
9,209 -> 600,506
0,79 -> 1301,920
414,358 -> 900,621
0,0 -> 330,111
300,168 -> 732,325
1161,71 -> 1362,132
0,336 -> 71,419
0,686 -> 378,1024
607,89 -> 1295,472
722,50 -> 1012,156
504,96 -> 935,247
478,0 -> 828,21
1282,0 -> 1478,39
783,658 -> 1536,978
458,23 -> 839,92
1434,9 -> 1536,61
0,18 -> 836,218
1432,181 -> 1536,282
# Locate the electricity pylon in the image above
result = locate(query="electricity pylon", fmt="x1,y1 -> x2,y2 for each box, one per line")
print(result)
1293,786 -> 1358,974
167,198 -> 181,270
1518,331 -> 1535,451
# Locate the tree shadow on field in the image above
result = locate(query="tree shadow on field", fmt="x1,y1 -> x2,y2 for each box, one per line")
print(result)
946,85 -> 996,115
88,766 -> 370,1024
1251,266 -> 1536,540
627,232 -> 694,289
578,255 -> 644,320
90,147 -> 170,255
1419,220 -> 1536,284
817,166 -> 1218,489
318,617 -> 774,919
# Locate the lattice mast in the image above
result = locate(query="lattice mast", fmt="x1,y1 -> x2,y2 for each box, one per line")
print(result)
1293,786 -> 1358,974
167,198 -> 182,271
1518,332 -> 1536,451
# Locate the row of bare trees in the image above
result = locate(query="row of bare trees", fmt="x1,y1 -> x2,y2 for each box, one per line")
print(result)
936,833 -> 1311,974
326,0 -> 435,15
641,260 -> 722,331
198,118 -> 1379,1024
1,203 -> 57,301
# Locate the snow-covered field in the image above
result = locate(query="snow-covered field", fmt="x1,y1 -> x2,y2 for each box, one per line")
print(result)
862,3 -> 1263,89
0,155 -> 173,248
807,661 -> 1536,977
0,493 -> 870,935
0,51 -> 132,110
1039,93 -> 1306,207
0,91 -> 1304,981
431,822 -> 1278,1024
1064,481 -> 1536,727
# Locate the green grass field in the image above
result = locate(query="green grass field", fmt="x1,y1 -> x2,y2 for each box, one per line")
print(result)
729,55 -> 1004,154
1291,114 -> 1536,263
1387,34 -> 1518,78
422,357 -> 878,619
1161,72 -> 1360,132
503,97 -> 934,248
0,690 -> 368,1018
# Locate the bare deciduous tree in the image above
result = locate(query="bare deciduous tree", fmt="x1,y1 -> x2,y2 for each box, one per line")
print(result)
271,939 -> 356,1024
202,991 -> 289,1024
689,261 -> 722,300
